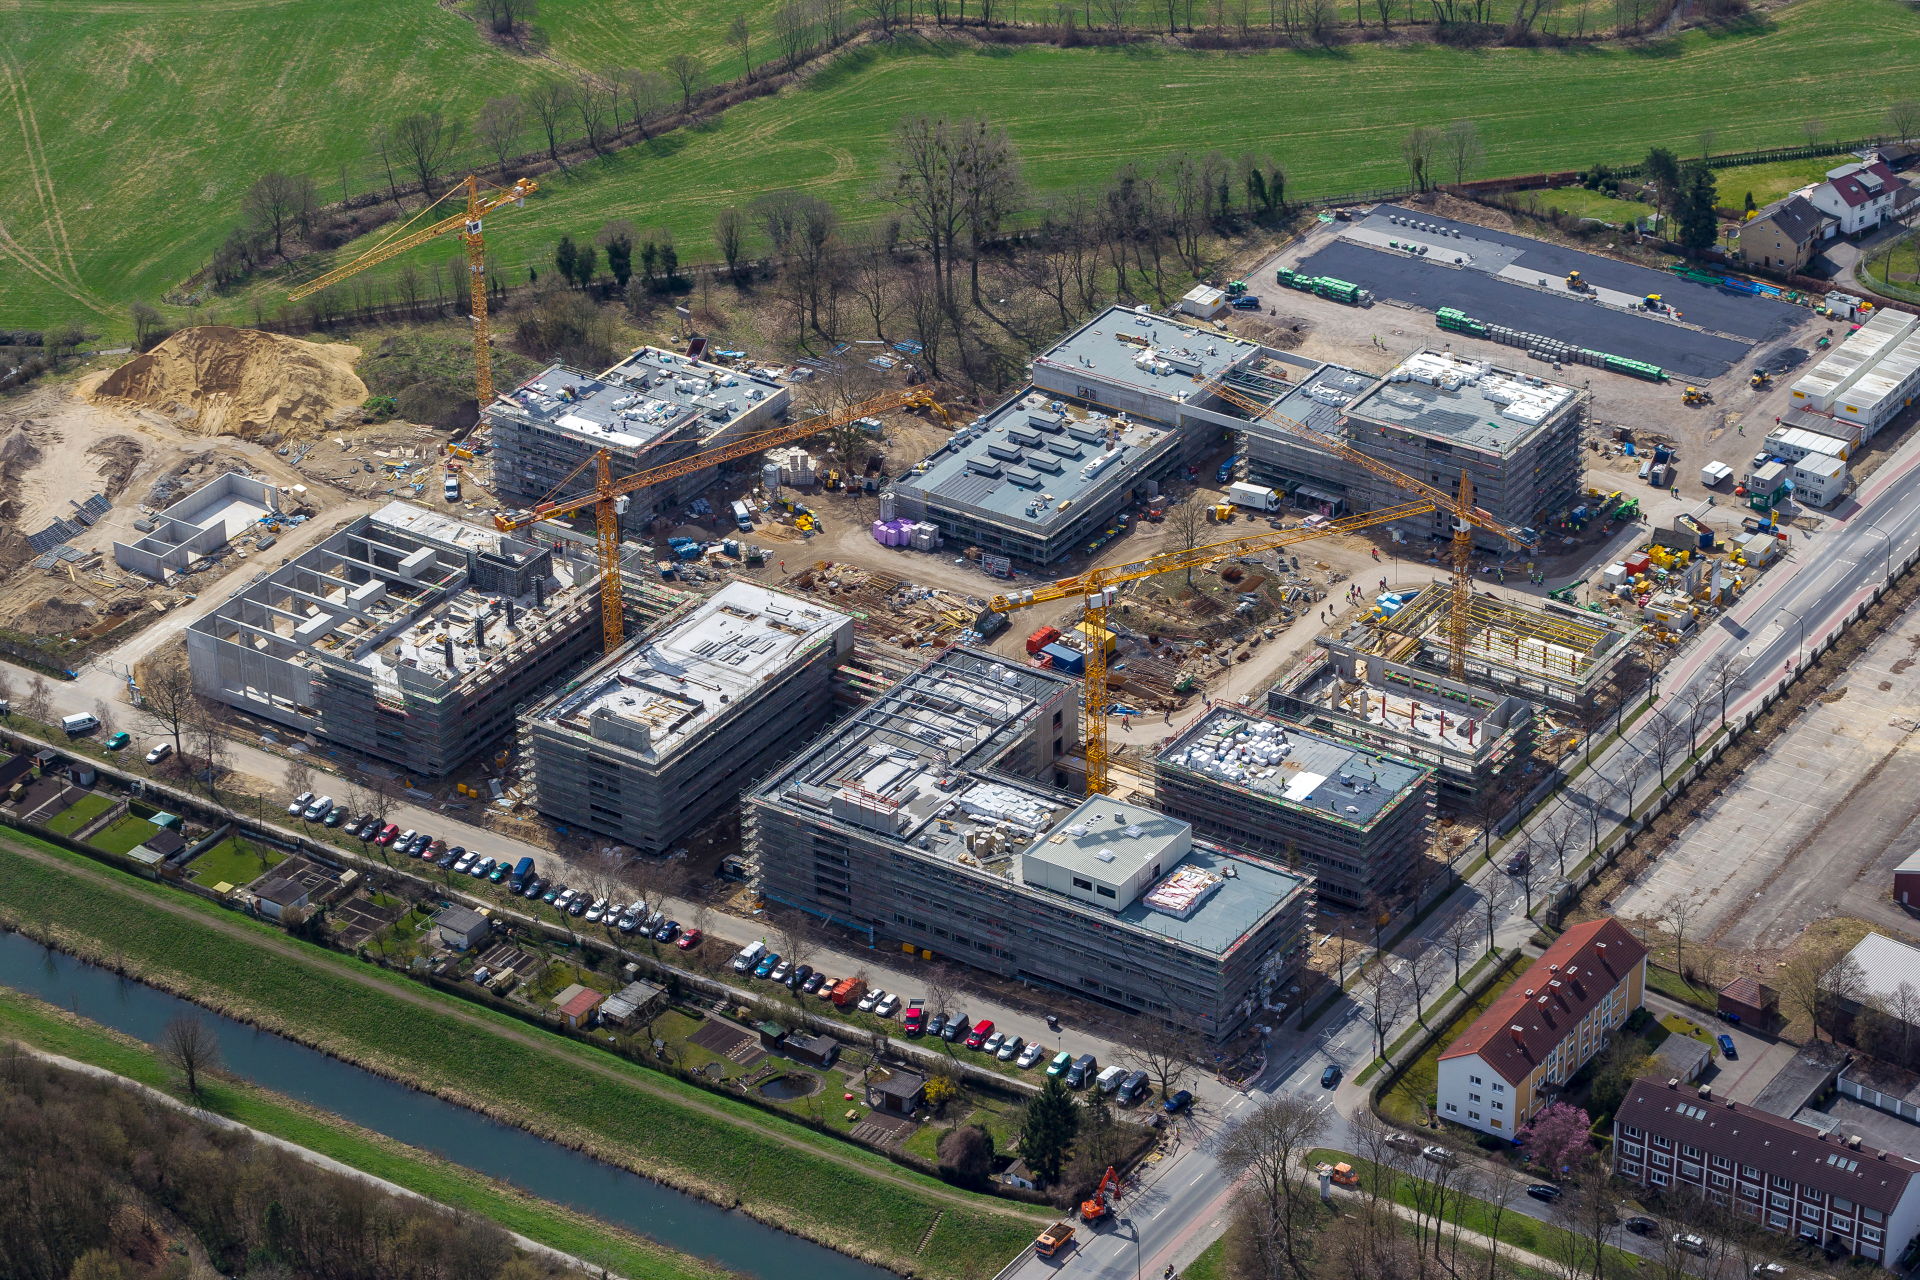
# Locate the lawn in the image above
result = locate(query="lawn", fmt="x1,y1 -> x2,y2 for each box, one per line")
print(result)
186,835 -> 282,887
90,816 -> 161,856
0,828 -> 1045,1280
1377,952 -> 1525,1128
8,0 -> 1920,334
0,986 -> 724,1280
44,792 -> 114,837
1859,227 -> 1920,304
1532,187 -> 1653,227
1714,156 -> 1846,211
1644,964 -> 1718,1013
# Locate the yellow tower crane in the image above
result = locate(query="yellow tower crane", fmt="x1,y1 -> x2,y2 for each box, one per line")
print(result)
988,500 -> 1437,795
1198,376 -> 1537,678
288,174 -> 536,410
493,387 -> 932,652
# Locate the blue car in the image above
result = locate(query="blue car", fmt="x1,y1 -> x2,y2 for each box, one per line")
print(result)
1163,1089 -> 1194,1115
1717,1034 -> 1738,1059
753,952 -> 781,979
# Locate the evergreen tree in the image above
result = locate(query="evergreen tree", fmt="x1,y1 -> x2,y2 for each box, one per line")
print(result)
1677,165 -> 1719,252
1642,146 -> 1681,213
1018,1075 -> 1080,1186
573,242 -> 598,289
603,231 -> 633,289
554,235 -> 578,287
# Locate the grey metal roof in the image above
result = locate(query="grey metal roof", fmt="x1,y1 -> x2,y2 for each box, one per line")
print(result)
1115,843 -> 1308,958
1157,706 -> 1429,830
1031,304 -> 1264,402
1759,194 -> 1828,244
1843,933 -> 1920,1007
1346,351 -> 1578,458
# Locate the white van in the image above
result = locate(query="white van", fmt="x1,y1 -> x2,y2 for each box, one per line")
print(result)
731,940 -> 767,973
59,713 -> 100,735
1096,1064 -> 1129,1094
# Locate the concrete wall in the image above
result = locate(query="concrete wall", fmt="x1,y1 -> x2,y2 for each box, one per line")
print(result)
114,472 -> 279,581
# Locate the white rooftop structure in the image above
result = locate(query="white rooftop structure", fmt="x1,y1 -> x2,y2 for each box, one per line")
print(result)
1840,932 -> 1920,1007
1790,311 -> 1919,424
534,582 -> 851,762
1021,797 -> 1192,912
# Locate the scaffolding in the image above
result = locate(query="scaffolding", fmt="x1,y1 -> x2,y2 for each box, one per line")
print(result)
1367,584 -> 1628,709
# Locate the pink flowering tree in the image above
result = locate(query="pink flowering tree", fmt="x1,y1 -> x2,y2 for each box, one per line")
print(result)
1520,1101 -> 1594,1174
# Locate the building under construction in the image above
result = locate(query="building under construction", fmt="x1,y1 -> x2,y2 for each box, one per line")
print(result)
748,649 -> 1310,1042
520,583 -> 852,856
1152,706 -> 1433,909
1267,639 -> 1537,804
185,502 -> 600,776
1354,584 -> 1633,710
484,347 -> 790,518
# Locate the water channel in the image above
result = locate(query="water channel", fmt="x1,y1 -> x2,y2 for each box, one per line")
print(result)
0,927 -> 893,1280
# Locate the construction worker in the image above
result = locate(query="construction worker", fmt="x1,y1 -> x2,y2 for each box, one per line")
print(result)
1370,547 -> 1380,561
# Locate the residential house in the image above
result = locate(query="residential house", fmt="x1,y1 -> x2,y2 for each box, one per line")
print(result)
1808,161 -> 1916,237
866,1068 -> 927,1116
1895,851 -> 1920,910
1613,1077 -> 1920,1262
1435,916 -> 1648,1138
252,875 -> 311,922
1738,196 -> 1828,272
553,983 -> 605,1029
432,905 -> 491,951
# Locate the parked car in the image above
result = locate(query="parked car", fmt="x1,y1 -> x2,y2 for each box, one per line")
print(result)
873,993 -> 901,1018
453,851 -> 476,874
965,1019 -> 995,1050
471,857 -> 495,879
943,1014 -> 970,1043
1017,1042 -> 1046,1070
144,742 -> 172,765
413,834 -> 436,858
926,1013 -> 948,1039
753,953 -> 780,979
997,1034 -> 1025,1062
1162,1089 -> 1194,1114
1673,1234 -> 1708,1256
542,884 -> 564,904
1321,1064 -> 1343,1089
487,860 -> 509,884
1386,1133 -> 1423,1153
552,889 -> 575,911
858,988 -> 884,1013
105,732 -> 131,750
1527,1185 -> 1562,1203
787,964 -> 814,990
323,807 -> 347,828
1752,1264 -> 1789,1276
676,928 -> 702,950
568,895 -> 590,917
288,791 -> 315,816
1117,1069 -> 1148,1104
1420,1145 -> 1457,1166
801,972 -> 827,995
521,876 -> 544,899
903,1006 -> 927,1036
396,828 -> 417,851
813,976 -> 838,999
655,920 -> 680,943
618,909 -> 642,934
1623,1218 -> 1659,1238
768,961 -> 792,983
585,897 -> 608,923
1065,1054 -> 1097,1088
980,1031 -> 1005,1056
1046,1051 -> 1073,1077
374,823 -> 400,846
1717,1033 -> 1738,1058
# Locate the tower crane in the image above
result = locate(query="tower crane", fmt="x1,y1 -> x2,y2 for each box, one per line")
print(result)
989,500 -> 1437,795
288,174 -> 536,411
1198,376 -> 1538,678
493,387 -> 930,652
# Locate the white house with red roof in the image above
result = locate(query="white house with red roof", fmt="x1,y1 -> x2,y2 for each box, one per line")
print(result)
1808,160 -> 1916,237
1435,917 -> 1648,1139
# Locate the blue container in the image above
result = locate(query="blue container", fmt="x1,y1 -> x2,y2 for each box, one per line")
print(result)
1040,642 -> 1085,676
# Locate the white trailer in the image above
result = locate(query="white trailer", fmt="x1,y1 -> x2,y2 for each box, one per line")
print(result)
1226,481 -> 1281,512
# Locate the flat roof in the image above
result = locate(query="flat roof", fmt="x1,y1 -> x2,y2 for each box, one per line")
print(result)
1228,352 -> 1373,447
1117,842 -> 1307,957
493,347 -> 783,453
1028,796 -> 1190,885
1031,304 -> 1264,406
1346,350 -> 1577,457
533,582 -> 849,762
893,387 -> 1179,531
1157,706 -> 1429,829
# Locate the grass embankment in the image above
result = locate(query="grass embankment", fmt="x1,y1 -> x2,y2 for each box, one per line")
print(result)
7,0 -> 1920,333
1375,953 -> 1525,1125
0,984 -> 724,1280
0,826 -> 1046,1280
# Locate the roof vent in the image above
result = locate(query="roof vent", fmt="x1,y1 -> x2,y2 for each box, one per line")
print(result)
1667,1078 -> 1681,1088
1848,1135 -> 1863,1150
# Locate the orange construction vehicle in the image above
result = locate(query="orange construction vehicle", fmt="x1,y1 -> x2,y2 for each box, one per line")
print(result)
1081,1166 -> 1121,1223
1317,1161 -> 1359,1187
1035,1222 -> 1076,1258
830,978 -> 867,1009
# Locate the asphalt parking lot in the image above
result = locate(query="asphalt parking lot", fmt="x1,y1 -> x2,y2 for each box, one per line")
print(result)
1295,239 -> 1758,379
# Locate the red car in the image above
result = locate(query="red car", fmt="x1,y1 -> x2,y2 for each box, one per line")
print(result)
964,1018 -> 995,1050
903,1006 -> 927,1036
373,823 -> 401,847
675,928 -> 703,950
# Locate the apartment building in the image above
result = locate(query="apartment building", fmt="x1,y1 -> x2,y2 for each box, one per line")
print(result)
520,583 -> 852,856
1614,1077 -> 1920,1263
186,502 -> 599,776
1436,917 -> 1647,1138
486,347 -> 789,518
1151,705 -> 1434,907
747,649 -> 1311,1042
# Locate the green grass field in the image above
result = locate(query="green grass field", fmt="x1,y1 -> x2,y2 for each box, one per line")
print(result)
187,835 -> 282,886
1713,156 -> 1847,210
44,792 -> 114,837
0,986 -> 724,1280
89,816 -> 160,855
6,0 -> 1919,335
1531,187 -> 1653,227
0,827 -> 1045,1279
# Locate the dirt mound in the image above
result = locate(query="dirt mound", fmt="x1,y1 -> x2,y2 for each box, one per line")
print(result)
94,326 -> 366,442
85,436 -> 145,497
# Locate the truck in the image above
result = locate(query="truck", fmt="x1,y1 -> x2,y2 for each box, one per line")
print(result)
509,856 -> 535,892
731,500 -> 754,532
830,977 -> 868,1008
1216,454 -> 1242,485
1227,481 -> 1281,512
443,473 -> 460,502
1034,1223 -> 1076,1258
1700,460 -> 1734,488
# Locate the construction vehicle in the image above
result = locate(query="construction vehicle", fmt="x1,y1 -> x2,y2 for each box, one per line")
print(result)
1750,368 -> 1772,389
494,387 -> 927,652
1643,293 -> 1664,311
289,174 -> 536,413
1682,386 -> 1714,406
1566,270 -> 1589,292
1081,1166 -> 1121,1224
1316,1161 -> 1360,1187
1035,1222 -> 1076,1258
903,389 -> 953,424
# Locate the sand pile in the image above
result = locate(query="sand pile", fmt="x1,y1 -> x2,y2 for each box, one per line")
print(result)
94,326 -> 367,441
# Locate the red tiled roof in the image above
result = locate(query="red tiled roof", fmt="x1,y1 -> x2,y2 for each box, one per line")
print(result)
1824,161 -> 1902,209
559,987 -> 605,1020
1719,974 -> 1772,1007
1439,917 -> 1648,1084
1617,1078 -> 1920,1214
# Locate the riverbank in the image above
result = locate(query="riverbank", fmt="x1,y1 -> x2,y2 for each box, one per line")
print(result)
0,825 -> 1046,1280
0,983 -> 727,1280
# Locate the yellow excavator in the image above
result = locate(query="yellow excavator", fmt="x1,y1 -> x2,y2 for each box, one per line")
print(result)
1566,270 -> 1590,293
1750,367 -> 1772,389
1682,386 -> 1714,406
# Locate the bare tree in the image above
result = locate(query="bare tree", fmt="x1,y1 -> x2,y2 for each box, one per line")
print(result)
475,0 -> 538,36
18,674 -> 52,722
475,95 -> 525,174
865,0 -> 908,34
387,112 -> 464,196
1356,960 -> 1410,1063
241,172 -> 318,256
1440,119 -> 1484,186
136,665 -> 196,760
773,0 -> 814,70
1164,496 -> 1209,587
283,758 -> 316,804
665,53 -> 704,111
568,77 -> 610,152
713,205 -> 750,282
526,81 -> 571,165
1402,126 -> 1441,192
1478,872 -> 1513,953
1403,949 -> 1438,1028
1532,803 -> 1586,878
1886,100 -> 1920,143
1802,117 -> 1825,147
1779,942 -> 1863,1041
1116,1020 -> 1196,1101
1696,127 -> 1718,162
1437,912 -> 1482,988
1218,1095 -> 1327,1280
727,13 -> 753,79
1646,697 -> 1697,798
1658,892 -> 1699,987
160,1015 -> 220,1098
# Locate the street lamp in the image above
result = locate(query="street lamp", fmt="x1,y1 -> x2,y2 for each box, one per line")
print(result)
1779,604 -> 1807,666
1865,522 -> 1894,580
